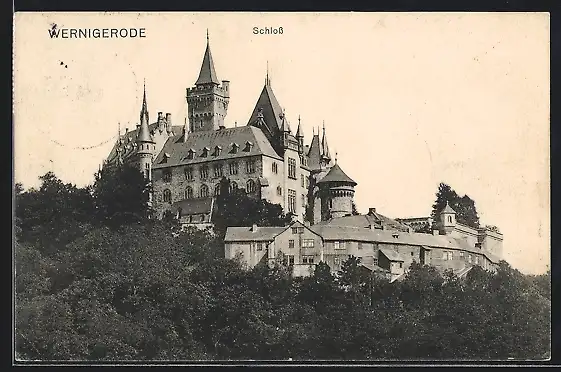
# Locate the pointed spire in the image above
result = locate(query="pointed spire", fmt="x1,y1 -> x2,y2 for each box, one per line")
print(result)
296,115 -> 303,138
265,61 -> 271,86
140,79 -> 149,125
321,121 -> 331,159
195,32 -> 220,86
335,151 -> 338,164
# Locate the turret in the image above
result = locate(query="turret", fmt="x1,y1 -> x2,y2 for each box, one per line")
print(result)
296,115 -> 304,155
316,161 -> 357,221
137,81 -> 155,181
440,201 -> 457,235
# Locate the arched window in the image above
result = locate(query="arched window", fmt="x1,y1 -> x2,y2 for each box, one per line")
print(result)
448,216 -> 452,223
163,189 -> 172,203
214,184 -> 221,196
229,181 -> 238,193
185,186 -> 193,199
277,186 -> 282,196
246,179 -> 256,194
200,184 -> 209,198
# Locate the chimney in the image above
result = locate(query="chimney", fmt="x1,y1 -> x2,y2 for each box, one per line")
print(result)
251,224 -> 258,232
368,208 -> 376,215
125,127 -> 129,133
304,220 -> 311,227
432,229 -> 439,236
165,113 -> 172,133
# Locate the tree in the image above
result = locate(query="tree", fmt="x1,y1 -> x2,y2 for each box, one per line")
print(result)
431,182 -> 480,229
92,163 -> 152,228
212,177 -> 292,238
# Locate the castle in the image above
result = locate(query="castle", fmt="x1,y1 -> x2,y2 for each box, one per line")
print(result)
105,34 -> 504,281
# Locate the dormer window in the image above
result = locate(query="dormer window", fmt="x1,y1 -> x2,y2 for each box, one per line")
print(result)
244,141 -> 254,152
214,145 -> 222,156
161,153 -> 171,164
186,149 -> 195,160
231,143 -> 239,154
392,233 -> 399,239
201,147 -> 210,157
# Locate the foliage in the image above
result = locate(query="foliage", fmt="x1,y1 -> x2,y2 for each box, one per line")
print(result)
15,171 -> 549,361
211,177 -> 292,238
431,182 -> 480,229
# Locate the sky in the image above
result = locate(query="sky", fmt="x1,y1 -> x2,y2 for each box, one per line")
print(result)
13,12 -> 550,275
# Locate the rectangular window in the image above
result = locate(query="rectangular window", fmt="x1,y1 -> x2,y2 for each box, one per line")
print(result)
288,189 -> 296,213
358,242 -> 363,250
373,258 -> 378,266
163,169 -> 172,183
272,162 -> 278,174
229,162 -> 238,175
301,174 -> 305,188
298,227 -> 304,234
302,239 -> 314,248
289,239 -> 295,249
292,227 -> 298,234
334,256 -> 340,265
200,166 -> 208,179
288,158 -> 297,179
305,176 -> 309,188
246,160 -> 256,174
475,256 -> 479,264
185,167 -> 193,181
287,254 -> 295,265
303,255 -> 314,264
449,252 -> 454,261
256,242 -> 263,251
460,251 -> 464,258
301,194 -> 306,207
399,262 -> 403,268
213,164 -> 223,178
334,241 -> 345,250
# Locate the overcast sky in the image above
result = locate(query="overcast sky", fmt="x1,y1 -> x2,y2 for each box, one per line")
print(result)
14,12 -> 550,275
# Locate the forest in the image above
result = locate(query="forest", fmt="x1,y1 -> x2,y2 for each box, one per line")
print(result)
14,165 -> 551,361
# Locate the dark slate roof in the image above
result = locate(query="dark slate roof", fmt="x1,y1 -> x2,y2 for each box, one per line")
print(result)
171,197 -> 214,216
307,134 -> 322,170
106,123 -> 183,164
247,83 -> 285,131
137,121 -> 154,143
317,213 -> 412,233
316,163 -> 357,185
195,41 -> 220,85
152,125 -> 281,169
379,248 -> 405,262
225,226 -> 288,242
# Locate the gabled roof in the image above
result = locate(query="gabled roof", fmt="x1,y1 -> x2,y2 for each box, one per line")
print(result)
247,83 -> 285,131
442,201 -> 457,214
316,163 -> 357,185
195,40 -> 220,85
171,197 -> 214,216
379,248 -> 405,262
225,226 -> 288,242
152,125 -> 282,169
317,213 -> 411,233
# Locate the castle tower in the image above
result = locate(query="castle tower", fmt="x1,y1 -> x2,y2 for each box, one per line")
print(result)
320,122 -> 331,165
316,162 -> 357,221
186,31 -> 230,133
296,115 -> 304,155
440,201 -> 457,235
137,81 -> 156,181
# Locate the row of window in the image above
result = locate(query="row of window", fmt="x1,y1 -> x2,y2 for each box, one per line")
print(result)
333,241 -> 364,250
162,160 -> 257,183
179,142 -> 254,161
444,250 -> 480,264
161,179 -> 258,203
288,239 -> 315,249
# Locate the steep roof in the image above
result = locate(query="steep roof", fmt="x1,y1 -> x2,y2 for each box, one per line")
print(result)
247,83 -> 285,131
195,40 -> 220,85
225,226 -> 288,242
307,134 -> 322,170
442,201 -> 457,214
152,125 -> 281,169
379,248 -> 405,262
316,163 -> 357,185
106,123 -> 183,164
171,197 -> 214,216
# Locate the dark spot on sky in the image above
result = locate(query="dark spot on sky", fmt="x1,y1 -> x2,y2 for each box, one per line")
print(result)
60,61 -> 64,65
65,65 -> 68,68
